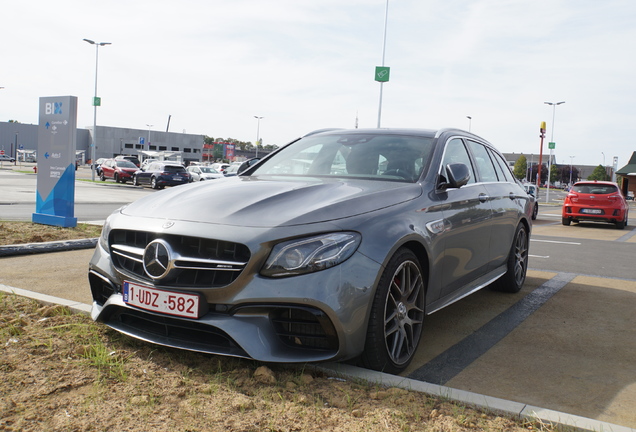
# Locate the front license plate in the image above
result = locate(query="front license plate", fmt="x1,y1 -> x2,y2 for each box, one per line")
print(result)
123,281 -> 201,319
581,208 -> 603,214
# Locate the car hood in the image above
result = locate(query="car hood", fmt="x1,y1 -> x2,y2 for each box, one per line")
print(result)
121,176 -> 423,227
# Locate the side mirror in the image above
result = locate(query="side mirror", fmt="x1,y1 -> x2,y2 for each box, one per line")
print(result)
238,157 -> 261,175
439,163 -> 470,190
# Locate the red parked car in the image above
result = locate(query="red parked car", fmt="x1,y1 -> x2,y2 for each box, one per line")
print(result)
99,159 -> 138,184
562,181 -> 629,229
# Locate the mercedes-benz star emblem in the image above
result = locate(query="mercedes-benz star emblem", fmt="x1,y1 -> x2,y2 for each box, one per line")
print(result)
143,239 -> 173,280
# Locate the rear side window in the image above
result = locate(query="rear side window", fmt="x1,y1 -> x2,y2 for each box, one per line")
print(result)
467,141 -> 498,183
488,148 -> 515,183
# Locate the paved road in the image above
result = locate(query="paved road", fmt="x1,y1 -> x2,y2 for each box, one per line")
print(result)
0,165 -> 154,222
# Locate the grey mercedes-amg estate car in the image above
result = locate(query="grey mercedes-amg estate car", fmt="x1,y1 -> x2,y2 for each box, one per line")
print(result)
89,128 -> 532,373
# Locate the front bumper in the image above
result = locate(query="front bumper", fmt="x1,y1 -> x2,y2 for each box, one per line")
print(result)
88,223 -> 382,364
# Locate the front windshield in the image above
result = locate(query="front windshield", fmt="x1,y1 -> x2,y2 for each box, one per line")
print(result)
200,167 -> 219,173
252,132 -> 434,182
116,160 -> 137,168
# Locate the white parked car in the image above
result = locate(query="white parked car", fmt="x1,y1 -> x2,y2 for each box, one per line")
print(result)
186,165 -> 224,181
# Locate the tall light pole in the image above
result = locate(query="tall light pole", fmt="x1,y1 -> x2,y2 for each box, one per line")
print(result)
84,38 -> 111,181
466,116 -> 472,132
544,101 -> 565,203
376,0 -> 390,128
254,116 -> 263,158
569,155 -> 575,186
146,124 -> 153,151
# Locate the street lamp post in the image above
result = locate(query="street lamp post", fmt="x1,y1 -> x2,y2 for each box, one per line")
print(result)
544,101 -> 565,203
146,124 -> 153,150
569,156 -> 575,186
84,38 -> 111,181
601,152 -> 608,180
377,0 -> 390,128
466,116 -> 472,132
254,116 -> 263,158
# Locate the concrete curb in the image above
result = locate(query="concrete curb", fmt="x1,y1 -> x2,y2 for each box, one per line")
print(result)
315,363 -> 636,432
1,282 -> 633,432
0,238 -> 98,257
0,284 -> 92,315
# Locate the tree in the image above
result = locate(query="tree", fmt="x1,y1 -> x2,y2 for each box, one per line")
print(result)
557,164 -> 579,184
587,165 -> 610,181
513,155 -> 527,180
550,164 -> 558,184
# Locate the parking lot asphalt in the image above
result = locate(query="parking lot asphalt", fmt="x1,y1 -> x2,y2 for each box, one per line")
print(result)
1,166 -> 635,431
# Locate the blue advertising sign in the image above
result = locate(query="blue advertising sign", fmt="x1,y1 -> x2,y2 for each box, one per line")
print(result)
32,96 -> 78,227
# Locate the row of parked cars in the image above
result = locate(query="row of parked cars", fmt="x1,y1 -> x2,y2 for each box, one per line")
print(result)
93,157 -> 244,189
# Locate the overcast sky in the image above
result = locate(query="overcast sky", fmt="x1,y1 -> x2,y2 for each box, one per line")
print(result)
2,0 -> 635,167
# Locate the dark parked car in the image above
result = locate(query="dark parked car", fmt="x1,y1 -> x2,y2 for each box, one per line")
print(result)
562,181 -> 629,229
133,161 -> 191,189
99,159 -> 138,183
89,128 -> 532,373
115,155 -> 141,167
524,184 -> 539,220
92,158 -> 107,176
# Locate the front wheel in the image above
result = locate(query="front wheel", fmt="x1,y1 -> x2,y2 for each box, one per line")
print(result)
151,177 -> 159,189
361,248 -> 425,374
100,172 -> 106,181
492,223 -> 529,293
532,203 -> 538,220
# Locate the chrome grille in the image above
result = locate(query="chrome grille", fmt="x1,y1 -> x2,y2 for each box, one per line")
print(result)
109,229 -> 251,288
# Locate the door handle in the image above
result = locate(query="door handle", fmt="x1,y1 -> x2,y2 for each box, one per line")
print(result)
509,192 -> 516,200
479,193 -> 489,202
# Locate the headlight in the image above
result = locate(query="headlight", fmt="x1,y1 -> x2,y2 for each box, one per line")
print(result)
98,216 -> 112,251
98,205 -> 127,251
261,232 -> 361,278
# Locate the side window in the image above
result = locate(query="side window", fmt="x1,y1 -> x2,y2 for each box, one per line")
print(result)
441,138 -> 476,184
488,148 -> 515,183
488,148 -> 507,182
467,141 -> 498,183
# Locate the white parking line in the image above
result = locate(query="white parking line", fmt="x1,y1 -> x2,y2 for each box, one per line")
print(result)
529,255 -> 550,259
530,239 -> 581,245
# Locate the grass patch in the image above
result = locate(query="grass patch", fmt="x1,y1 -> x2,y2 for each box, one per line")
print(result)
0,293 -> 561,432
0,220 -> 102,246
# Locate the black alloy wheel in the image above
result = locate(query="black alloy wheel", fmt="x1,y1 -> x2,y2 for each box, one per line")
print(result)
492,223 -> 529,293
362,248 -> 425,374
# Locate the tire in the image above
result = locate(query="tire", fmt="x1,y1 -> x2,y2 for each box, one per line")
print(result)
361,248 -> 425,374
492,223 -> 529,293
114,173 -> 119,183
562,217 -> 571,226
532,203 -> 538,220
133,175 -> 139,186
151,177 -> 159,189
616,213 -> 627,230
100,172 -> 106,181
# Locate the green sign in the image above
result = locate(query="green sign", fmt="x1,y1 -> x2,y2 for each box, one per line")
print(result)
548,142 -> 555,149
375,66 -> 390,82
93,97 -> 101,107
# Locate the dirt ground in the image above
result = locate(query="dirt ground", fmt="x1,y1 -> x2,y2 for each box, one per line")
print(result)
0,294 -> 557,432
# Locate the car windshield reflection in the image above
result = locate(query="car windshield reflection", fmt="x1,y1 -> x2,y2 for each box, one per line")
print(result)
252,133 -> 434,182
